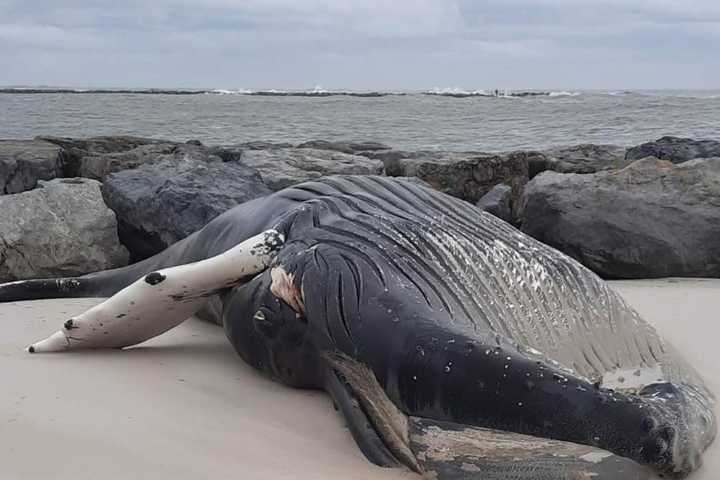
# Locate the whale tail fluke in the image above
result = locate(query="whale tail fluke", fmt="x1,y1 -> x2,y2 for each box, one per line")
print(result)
0,267 -> 163,303
0,229 -> 206,304
0,277 -> 95,302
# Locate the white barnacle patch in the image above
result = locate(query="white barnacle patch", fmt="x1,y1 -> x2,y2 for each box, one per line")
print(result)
460,462 -> 482,473
270,266 -> 305,314
250,230 -> 285,258
28,230 -> 284,353
579,451 -> 614,463
262,230 -> 284,250
56,278 -> 82,293
601,364 -> 665,392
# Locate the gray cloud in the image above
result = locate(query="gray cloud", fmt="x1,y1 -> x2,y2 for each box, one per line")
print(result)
0,0 -> 718,89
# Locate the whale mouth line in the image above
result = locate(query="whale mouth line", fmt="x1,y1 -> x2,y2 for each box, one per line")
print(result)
324,351 -> 421,473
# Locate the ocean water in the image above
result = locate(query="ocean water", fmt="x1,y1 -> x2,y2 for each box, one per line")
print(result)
1,89 -> 719,151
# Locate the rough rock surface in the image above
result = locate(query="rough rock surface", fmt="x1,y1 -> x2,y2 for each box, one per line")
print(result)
38,135 -> 179,178
78,143 -> 227,180
535,144 -> 629,176
296,140 -> 391,155
236,148 -> 384,191
38,135 -> 172,157
519,157 -> 720,278
625,136 -> 720,164
0,139 -> 65,194
38,136 -> 245,180
476,184 -> 513,223
235,141 -> 294,150
102,159 -> 271,260
208,142 -> 294,162
378,150 -> 529,204
75,143 -> 179,180
0,178 -> 128,281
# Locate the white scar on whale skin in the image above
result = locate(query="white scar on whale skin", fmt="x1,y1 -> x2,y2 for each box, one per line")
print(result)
270,266 -> 305,314
28,230 -> 284,353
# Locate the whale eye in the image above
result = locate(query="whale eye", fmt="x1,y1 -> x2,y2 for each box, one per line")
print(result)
253,307 -> 284,338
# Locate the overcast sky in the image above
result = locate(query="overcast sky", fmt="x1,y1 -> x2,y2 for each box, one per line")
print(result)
1,0 -> 718,90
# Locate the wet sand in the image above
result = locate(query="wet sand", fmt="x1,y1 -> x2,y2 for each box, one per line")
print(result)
0,278 -> 717,479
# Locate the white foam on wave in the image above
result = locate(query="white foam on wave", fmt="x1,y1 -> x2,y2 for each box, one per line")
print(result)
302,86 -> 357,95
426,87 -> 491,96
308,85 -> 330,94
427,88 -> 579,98
211,88 -> 254,95
548,91 -> 580,97
208,87 -> 392,96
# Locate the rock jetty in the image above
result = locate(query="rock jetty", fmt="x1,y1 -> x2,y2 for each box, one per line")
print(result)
1,135 -> 718,280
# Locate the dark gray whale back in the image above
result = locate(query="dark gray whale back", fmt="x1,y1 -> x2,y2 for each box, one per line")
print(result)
273,176 -> 701,389
254,176 -> 714,476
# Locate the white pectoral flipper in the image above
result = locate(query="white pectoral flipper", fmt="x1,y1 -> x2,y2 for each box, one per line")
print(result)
29,230 -> 284,353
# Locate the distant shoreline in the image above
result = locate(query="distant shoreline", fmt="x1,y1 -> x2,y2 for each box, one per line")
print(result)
0,88 -> 396,97
4,88 -> 716,99
0,87 -> 564,98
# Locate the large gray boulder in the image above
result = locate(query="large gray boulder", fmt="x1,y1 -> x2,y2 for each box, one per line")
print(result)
77,143 -> 226,180
625,136 -> 720,163
102,158 -> 271,260
37,135 -> 180,178
378,150 -> 529,205
38,135 -> 173,157
519,157 -> 720,278
236,148 -> 384,191
0,178 -> 128,281
476,184 -> 513,223
536,144 -> 629,176
39,136 -> 243,181
0,139 -> 65,194
75,143 -> 179,180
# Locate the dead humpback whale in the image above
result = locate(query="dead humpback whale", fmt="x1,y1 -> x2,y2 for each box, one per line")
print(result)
1,175 -> 715,479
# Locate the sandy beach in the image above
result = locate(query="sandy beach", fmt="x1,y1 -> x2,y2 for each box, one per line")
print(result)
0,278 -> 717,480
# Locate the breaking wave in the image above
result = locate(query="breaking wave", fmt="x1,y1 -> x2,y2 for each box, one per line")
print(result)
426,88 -> 581,98
425,87 -> 492,97
548,91 -> 580,97
0,86 -> 393,97
211,88 -> 254,95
